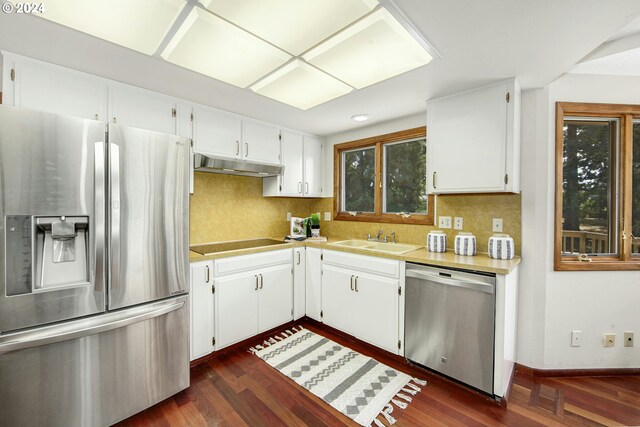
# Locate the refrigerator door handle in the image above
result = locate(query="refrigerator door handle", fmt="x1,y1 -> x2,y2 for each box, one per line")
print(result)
109,142 -> 121,296
0,297 -> 186,354
94,141 -> 106,293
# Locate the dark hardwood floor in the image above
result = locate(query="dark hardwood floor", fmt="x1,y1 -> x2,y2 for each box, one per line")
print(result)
117,320 -> 640,426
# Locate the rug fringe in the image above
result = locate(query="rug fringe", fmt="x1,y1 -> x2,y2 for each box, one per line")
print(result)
372,418 -> 385,427
380,403 -> 396,425
391,398 -> 407,409
406,382 -> 421,392
412,377 -> 427,386
401,387 -> 418,396
396,392 -> 412,402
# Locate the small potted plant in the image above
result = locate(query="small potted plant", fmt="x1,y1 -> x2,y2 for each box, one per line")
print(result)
309,213 -> 321,237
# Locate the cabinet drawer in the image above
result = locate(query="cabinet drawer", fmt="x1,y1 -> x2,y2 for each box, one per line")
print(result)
322,250 -> 400,278
214,249 -> 292,276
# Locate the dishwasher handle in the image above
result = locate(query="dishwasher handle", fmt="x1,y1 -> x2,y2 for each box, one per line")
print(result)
406,269 -> 494,294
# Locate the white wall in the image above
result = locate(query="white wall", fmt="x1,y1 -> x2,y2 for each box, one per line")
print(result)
322,113 -> 425,196
518,73 -> 640,369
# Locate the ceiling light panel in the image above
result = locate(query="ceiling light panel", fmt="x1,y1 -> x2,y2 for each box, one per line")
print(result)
251,60 -> 352,110
38,0 -> 186,55
303,8 -> 432,89
162,7 -> 291,88
202,0 -> 378,56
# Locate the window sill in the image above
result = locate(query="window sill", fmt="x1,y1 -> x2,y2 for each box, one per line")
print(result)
554,259 -> 640,271
333,212 -> 434,225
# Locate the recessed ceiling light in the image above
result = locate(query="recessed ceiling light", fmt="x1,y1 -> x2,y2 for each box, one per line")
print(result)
351,114 -> 370,122
39,0 -> 186,55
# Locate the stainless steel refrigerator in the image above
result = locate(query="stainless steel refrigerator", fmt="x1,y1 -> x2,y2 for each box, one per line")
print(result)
0,106 -> 190,426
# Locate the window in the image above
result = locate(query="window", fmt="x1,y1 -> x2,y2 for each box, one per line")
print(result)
334,127 -> 433,225
555,103 -> 640,270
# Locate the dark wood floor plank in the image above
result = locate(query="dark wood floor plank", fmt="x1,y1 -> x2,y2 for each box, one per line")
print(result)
116,319 -> 640,427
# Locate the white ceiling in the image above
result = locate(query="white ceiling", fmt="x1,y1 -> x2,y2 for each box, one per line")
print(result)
1,0 -> 639,136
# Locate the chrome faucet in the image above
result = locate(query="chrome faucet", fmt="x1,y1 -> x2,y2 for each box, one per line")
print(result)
390,231 -> 396,244
376,229 -> 384,240
367,229 -> 389,243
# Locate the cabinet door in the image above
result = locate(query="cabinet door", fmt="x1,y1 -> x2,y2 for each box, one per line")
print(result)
193,106 -> 242,159
305,248 -> 323,321
110,85 -> 177,134
242,119 -> 280,164
293,248 -> 306,320
281,131 -> 304,196
303,136 -> 323,197
13,60 -> 107,120
215,272 -> 259,349
352,273 -> 399,354
190,262 -> 214,360
321,264 -> 357,335
258,264 -> 293,333
427,81 -> 508,193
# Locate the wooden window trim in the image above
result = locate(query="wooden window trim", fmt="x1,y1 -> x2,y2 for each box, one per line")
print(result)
554,102 -> 640,271
333,127 -> 434,225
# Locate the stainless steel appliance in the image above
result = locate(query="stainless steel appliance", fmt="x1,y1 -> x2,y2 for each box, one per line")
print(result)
0,106 -> 190,426
194,152 -> 283,177
405,263 -> 496,395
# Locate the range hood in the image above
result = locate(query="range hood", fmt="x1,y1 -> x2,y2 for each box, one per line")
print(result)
193,153 -> 284,177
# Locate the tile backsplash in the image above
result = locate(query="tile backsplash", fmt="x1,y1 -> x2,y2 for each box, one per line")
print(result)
190,173 -> 521,254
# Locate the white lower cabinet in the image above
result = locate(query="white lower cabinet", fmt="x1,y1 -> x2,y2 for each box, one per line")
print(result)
293,247 -> 306,320
190,261 -> 214,361
214,249 -> 293,350
305,247 -> 323,321
322,250 -> 401,354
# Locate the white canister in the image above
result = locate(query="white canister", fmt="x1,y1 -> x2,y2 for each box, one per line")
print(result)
427,230 -> 447,253
454,232 -> 476,256
488,234 -> 515,260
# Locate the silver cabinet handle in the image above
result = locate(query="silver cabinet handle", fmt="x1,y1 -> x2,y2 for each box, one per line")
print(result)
205,265 -> 210,283
245,142 -> 249,157
297,251 -> 301,265
405,270 -> 495,294
236,140 -> 240,156
255,275 -> 259,291
298,182 -> 302,194
433,171 -> 437,189
259,274 -> 263,289
350,275 -> 354,291
305,182 -> 309,194
354,276 -> 359,292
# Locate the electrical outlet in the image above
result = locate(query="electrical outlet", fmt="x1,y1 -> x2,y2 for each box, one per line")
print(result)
624,331 -> 634,347
286,212 -> 292,221
492,218 -> 503,232
604,333 -> 616,347
454,217 -> 463,230
324,212 -> 331,221
439,216 -> 452,229
571,330 -> 582,347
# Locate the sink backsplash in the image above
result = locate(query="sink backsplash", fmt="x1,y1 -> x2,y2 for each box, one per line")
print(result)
190,173 -> 521,254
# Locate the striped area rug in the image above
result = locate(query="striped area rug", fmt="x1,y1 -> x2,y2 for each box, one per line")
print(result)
250,327 -> 426,427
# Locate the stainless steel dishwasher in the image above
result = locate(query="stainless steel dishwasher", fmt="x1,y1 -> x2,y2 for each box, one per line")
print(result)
405,263 -> 496,395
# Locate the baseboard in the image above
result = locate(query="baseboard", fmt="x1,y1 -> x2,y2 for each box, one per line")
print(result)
515,363 -> 640,377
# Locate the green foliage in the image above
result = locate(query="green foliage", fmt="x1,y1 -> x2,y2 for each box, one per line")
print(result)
343,147 -> 376,212
384,139 -> 427,213
310,213 -> 320,226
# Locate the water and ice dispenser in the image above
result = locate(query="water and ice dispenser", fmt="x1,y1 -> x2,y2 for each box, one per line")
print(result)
5,215 -> 89,295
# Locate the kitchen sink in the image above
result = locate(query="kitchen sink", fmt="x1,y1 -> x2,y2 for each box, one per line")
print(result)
330,240 -> 422,255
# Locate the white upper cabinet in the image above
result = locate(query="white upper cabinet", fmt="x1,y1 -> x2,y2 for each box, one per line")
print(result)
193,106 -> 243,159
109,84 -> 177,135
242,119 -> 281,164
278,130 -> 305,196
263,132 -> 323,198
7,58 -> 107,120
303,136 -> 323,197
426,78 -> 520,194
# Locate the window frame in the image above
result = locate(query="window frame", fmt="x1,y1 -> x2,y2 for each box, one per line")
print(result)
555,102 -> 640,271
333,127 -> 434,225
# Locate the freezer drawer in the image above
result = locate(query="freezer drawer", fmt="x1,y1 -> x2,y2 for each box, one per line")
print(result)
405,263 -> 495,395
0,296 -> 189,426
